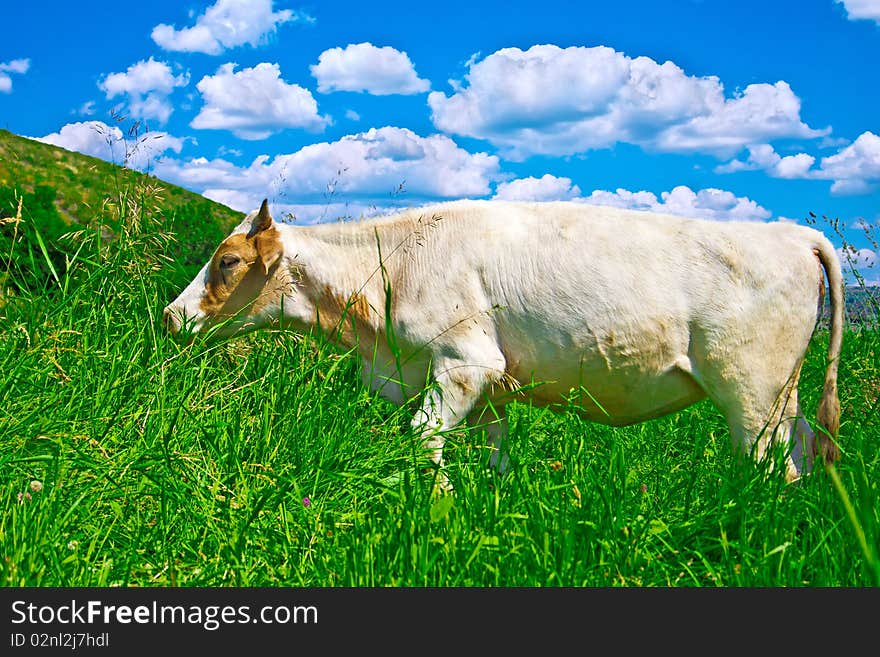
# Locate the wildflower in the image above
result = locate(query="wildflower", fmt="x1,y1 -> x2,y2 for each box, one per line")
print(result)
30,480 -> 42,493
639,484 -> 648,494
550,460 -> 563,471
302,497 -> 311,508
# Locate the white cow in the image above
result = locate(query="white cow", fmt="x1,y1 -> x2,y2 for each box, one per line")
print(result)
163,199 -> 843,489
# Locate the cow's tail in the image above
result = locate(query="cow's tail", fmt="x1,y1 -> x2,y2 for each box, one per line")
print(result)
812,233 -> 844,463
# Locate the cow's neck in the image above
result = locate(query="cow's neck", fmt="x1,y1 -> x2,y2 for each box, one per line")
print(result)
289,219 -> 420,345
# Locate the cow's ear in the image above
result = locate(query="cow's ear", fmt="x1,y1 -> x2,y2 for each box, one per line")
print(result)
250,198 -> 272,236
255,228 -> 282,275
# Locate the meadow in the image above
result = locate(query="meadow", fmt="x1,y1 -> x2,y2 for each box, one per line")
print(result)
1,150 -> 878,588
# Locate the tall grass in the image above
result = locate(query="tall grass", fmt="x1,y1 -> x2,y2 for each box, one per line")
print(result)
0,176 -> 878,587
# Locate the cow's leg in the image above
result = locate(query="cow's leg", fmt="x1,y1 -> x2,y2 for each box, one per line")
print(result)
467,405 -> 510,474
787,400 -> 817,481
700,360 -> 814,482
412,347 -> 506,491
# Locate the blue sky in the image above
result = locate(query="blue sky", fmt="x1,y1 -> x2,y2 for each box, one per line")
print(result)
1,0 -> 878,281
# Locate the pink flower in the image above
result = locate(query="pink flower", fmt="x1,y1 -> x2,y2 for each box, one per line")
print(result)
302,497 -> 311,508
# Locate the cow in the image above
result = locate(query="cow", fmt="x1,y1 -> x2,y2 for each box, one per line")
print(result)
163,199 -> 843,491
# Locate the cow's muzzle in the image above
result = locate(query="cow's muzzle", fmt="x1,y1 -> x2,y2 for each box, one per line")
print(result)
162,306 -> 182,334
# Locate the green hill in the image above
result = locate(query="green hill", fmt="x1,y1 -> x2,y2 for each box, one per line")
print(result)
0,127 -> 240,228
0,128 -> 241,291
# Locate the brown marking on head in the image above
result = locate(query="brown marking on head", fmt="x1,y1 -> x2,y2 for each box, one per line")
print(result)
199,199 -> 286,321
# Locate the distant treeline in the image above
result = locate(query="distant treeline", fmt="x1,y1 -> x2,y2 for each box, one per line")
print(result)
838,286 -> 880,325
816,285 -> 880,327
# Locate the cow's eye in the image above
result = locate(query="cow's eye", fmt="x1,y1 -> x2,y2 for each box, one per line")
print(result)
220,254 -> 241,269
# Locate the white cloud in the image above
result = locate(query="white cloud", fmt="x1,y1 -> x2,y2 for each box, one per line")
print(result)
153,127 -> 501,212
836,0 -> 880,24
493,174 -> 581,201
32,121 -> 184,170
579,185 -> 772,222
345,109 -> 361,121
77,100 -> 97,116
715,143 -> 816,178
33,121 -> 126,161
852,216 -> 880,232
836,246 -> 879,286
99,57 -> 188,124
428,45 -> 826,160
819,132 -> 880,194
837,246 -> 878,270
151,0 -> 309,55
201,188 -> 259,212
217,145 -> 243,158
311,42 -> 430,95
836,245 -> 880,286
488,174 -> 773,221
0,58 -> 30,93
773,153 -> 817,178
0,58 -> 29,74
716,132 -> 880,195
191,62 -> 330,139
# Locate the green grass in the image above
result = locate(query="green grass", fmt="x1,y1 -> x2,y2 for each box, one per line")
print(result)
1,178 -> 878,588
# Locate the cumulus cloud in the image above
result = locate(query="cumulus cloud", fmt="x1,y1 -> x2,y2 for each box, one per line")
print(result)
837,245 -> 879,286
151,0 -> 309,55
32,121 -> 185,170
716,132 -> 880,195
191,62 -> 330,139
0,58 -> 30,93
490,175 -> 771,222
852,216 -> 880,232
579,185 -> 772,222
493,174 -> 581,201
77,100 -> 97,116
311,42 -> 430,95
428,45 -> 826,160
99,57 -> 188,124
153,126 -> 500,220
837,246 -> 878,269
836,0 -> 880,24
819,132 -> 880,194
714,143 -> 816,178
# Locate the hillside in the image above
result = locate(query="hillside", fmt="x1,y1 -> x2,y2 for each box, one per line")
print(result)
0,128 -> 241,228
0,128 -> 241,287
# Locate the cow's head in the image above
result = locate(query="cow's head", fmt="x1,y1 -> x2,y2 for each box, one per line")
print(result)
163,199 -> 297,337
